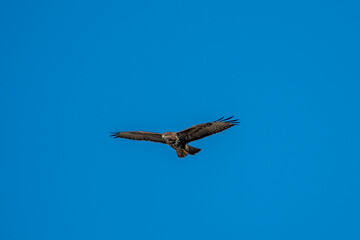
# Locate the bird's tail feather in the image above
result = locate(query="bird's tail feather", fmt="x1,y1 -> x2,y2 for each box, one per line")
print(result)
176,145 -> 202,158
185,145 -> 202,155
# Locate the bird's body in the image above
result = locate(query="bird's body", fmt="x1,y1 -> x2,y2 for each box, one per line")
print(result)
161,131 -> 202,157
111,116 -> 239,158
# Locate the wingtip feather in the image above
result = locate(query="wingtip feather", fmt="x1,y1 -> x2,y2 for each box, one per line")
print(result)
215,117 -> 225,121
215,116 -> 240,125
110,131 -> 119,138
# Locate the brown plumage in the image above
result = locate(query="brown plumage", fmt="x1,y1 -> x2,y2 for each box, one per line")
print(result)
110,116 -> 239,158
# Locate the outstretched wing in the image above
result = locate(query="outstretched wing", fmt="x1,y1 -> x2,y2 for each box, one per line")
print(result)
110,131 -> 166,144
177,116 -> 239,143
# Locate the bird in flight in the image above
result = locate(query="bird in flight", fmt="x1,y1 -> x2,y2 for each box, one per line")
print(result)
110,116 -> 239,158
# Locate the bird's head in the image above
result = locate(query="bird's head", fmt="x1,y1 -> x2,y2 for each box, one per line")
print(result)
162,132 -> 177,142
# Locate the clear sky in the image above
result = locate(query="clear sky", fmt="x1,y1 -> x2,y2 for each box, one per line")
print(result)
1,0 -> 360,239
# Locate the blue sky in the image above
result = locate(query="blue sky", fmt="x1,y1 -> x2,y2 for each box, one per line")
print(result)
1,0 -> 360,239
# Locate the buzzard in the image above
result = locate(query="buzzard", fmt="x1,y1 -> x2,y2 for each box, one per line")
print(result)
110,116 -> 239,158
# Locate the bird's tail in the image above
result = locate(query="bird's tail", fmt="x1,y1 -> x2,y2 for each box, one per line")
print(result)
185,145 -> 202,155
176,145 -> 202,158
